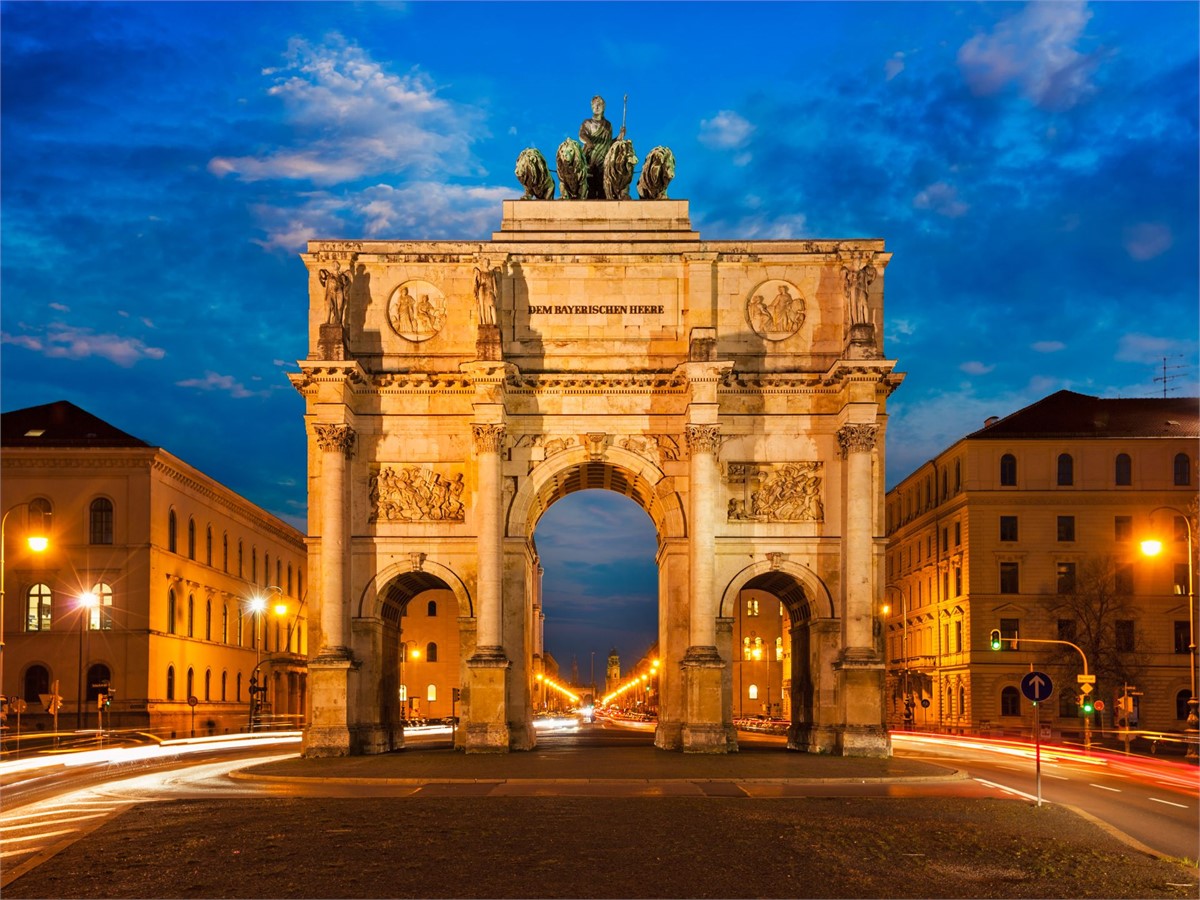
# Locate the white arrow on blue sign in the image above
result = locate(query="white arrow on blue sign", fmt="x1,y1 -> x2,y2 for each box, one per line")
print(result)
1021,671 -> 1054,703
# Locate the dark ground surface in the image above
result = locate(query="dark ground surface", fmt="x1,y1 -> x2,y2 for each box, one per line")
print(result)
6,796 -> 1197,899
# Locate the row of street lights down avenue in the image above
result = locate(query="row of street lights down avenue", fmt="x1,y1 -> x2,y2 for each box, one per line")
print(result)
1,502 -> 50,728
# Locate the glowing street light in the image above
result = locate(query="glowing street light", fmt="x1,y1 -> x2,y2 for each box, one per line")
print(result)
77,590 -> 100,729
1,502 -> 50,703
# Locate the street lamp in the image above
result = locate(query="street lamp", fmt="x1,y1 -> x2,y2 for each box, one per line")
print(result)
883,584 -> 913,729
1,502 -> 50,701
77,590 -> 99,729
1141,506 -> 1197,761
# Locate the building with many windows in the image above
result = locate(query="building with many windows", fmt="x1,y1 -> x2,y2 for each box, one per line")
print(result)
1,401 -> 307,738
883,390 -> 1196,738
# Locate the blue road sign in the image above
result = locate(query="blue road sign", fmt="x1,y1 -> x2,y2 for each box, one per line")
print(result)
1021,671 -> 1054,703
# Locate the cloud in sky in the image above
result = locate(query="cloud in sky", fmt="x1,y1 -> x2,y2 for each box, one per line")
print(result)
959,361 -> 995,376
1123,222 -> 1173,261
1032,340 -> 1065,353
175,371 -> 264,399
2,324 -> 166,367
699,110 -> 754,150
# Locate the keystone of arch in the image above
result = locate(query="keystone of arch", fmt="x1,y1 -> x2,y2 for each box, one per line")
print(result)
719,557 -> 836,622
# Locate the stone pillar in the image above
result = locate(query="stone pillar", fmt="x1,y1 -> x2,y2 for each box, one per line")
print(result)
834,423 -> 889,757
305,422 -> 356,757
466,422 -> 511,751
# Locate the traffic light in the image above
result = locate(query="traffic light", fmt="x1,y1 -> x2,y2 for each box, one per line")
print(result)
989,629 -> 1002,651
96,693 -> 107,711
104,693 -> 112,710
452,688 -> 461,702
1080,695 -> 1094,715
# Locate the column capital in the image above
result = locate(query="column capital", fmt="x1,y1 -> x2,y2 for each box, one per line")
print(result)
837,423 -> 878,458
314,423 -> 356,457
685,423 -> 722,457
472,423 -> 506,453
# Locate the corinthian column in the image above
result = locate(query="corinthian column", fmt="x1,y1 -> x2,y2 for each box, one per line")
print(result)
686,423 -> 722,652
838,423 -> 878,655
472,423 -> 506,653
314,423 -> 355,656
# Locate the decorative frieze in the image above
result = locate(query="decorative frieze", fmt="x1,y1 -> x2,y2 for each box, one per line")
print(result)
369,466 -> 465,523
685,424 -> 721,457
314,424 -> 356,457
837,423 -> 878,458
472,423 -> 506,454
726,462 -> 825,522
617,434 -> 682,465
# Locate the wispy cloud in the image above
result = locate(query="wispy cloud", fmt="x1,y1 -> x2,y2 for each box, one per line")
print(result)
175,371 -> 264,398
913,182 -> 969,218
699,110 -> 754,150
1123,222 -> 1173,261
1032,340 -> 1065,353
959,361 -> 995,376
1115,332 -> 1198,364
3,324 -> 165,367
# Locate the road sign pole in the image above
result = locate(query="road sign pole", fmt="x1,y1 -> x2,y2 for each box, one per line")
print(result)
1034,701 -> 1042,808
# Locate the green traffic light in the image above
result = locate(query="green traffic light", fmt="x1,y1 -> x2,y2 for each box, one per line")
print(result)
1081,697 -> 1094,714
989,629 -> 1002,651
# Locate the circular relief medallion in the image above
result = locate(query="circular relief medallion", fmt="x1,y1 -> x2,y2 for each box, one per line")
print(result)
387,281 -> 447,342
746,280 -> 805,341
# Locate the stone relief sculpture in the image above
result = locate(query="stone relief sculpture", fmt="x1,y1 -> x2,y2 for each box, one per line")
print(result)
603,139 -> 638,200
369,466 -> 465,523
473,266 -> 499,326
637,146 -> 675,200
318,261 -> 352,325
532,434 -> 579,458
727,462 -> 824,522
556,138 -> 589,200
515,148 -> 555,200
746,281 -> 806,341
580,95 -> 623,198
386,281 -> 447,342
842,257 -> 877,327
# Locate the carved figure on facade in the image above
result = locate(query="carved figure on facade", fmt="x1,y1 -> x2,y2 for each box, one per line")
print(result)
841,256 -> 877,327
531,434 -> 579,458
369,466 -> 465,523
580,95 -> 623,198
515,148 -> 555,200
746,281 -> 806,341
319,261 -> 353,325
556,138 -> 589,200
387,281 -> 447,342
685,424 -> 721,457
603,139 -> 638,200
837,423 -> 879,457
314,423 -> 356,457
472,423 -> 506,454
637,146 -> 675,200
473,266 -> 499,326
727,462 -> 824,522
617,434 -> 682,467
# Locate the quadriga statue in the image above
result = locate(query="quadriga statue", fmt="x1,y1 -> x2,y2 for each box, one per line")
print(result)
556,138 -> 589,200
602,139 -> 637,200
515,148 -> 555,200
637,146 -> 675,200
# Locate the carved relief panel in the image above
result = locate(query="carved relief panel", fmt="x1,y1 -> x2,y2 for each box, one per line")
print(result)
726,461 -> 825,522
369,465 -> 465,522
746,280 -> 806,341
386,280 -> 447,343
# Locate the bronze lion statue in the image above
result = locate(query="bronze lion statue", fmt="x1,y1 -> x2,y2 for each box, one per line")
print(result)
515,148 -> 554,200
637,146 -> 675,200
556,138 -> 589,200
602,139 -> 637,200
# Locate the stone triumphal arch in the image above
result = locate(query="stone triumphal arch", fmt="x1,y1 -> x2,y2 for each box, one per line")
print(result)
291,198 -> 903,757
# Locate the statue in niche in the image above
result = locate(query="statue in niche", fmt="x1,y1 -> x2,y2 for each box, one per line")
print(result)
842,259 -> 877,326
515,148 -> 555,200
603,139 -> 638,200
580,95 -> 624,198
319,261 -> 352,325
637,146 -> 675,200
556,138 -> 589,200
474,266 -> 499,326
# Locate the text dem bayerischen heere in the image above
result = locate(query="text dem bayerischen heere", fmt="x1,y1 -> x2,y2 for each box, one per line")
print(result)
527,304 -> 665,315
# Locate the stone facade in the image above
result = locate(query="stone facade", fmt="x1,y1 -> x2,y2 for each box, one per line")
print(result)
291,200 -> 902,756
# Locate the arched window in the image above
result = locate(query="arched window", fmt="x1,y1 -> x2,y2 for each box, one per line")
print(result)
1176,690 -> 1193,720
999,454 -> 1017,486
222,603 -> 229,643
954,460 -> 961,492
167,666 -> 176,700
742,636 -> 752,661
1115,453 -> 1132,486
264,554 -> 270,587
748,684 -> 759,700
958,685 -> 966,716
23,664 -> 50,703
26,583 -> 52,631
1174,453 -> 1191,486
206,525 -> 213,566
252,548 -> 257,583
946,685 -> 954,717
187,518 -> 196,559
186,667 -> 195,701
28,497 -> 52,534
221,671 -> 228,701
427,599 -> 438,617
89,582 -> 113,630
287,564 -> 293,594
941,469 -> 948,500
86,664 -> 111,701
205,599 -> 212,640
223,534 -> 229,572
775,636 -> 783,661
204,669 -> 212,701
238,540 -> 243,577
90,498 -> 113,545
167,589 -> 176,634
297,571 -> 302,600
276,558 -> 282,587
1056,453 -> 1073,486
426,684 -> 437,702
236,672 -> 242,701
746,598 -> 759,616
187,594 -> 195,637
168,509 -> 177,553
426,642 -> 439,663
1000,686 -> 1021,716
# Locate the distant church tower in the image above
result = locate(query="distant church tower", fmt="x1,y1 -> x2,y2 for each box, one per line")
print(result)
605,648 -> 621,696
570,655 -> 580,687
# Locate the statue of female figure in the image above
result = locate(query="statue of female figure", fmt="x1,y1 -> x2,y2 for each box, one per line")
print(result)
474,266 -> 498,326
580,95 -> 624,199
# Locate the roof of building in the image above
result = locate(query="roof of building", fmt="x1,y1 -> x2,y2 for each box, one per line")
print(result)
966,390 -> 1199,440
1,400 -> 152,448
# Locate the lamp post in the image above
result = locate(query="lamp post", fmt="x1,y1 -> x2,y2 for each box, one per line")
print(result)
245,586 -> 283,729
883,584 -> 912,729
77,590 -> 99,729
1,502 -> 50,703
1141,506 -> 1197,761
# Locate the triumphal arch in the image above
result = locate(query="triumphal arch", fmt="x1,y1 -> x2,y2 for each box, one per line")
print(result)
292,175 -> 902,758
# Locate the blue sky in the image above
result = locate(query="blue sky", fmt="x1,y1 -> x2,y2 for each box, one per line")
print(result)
3,1 -> 1196,673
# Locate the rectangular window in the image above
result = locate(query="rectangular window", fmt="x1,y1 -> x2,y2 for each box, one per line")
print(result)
999,562 -> 1020,594
954,522 -> 961,546
1114,564 -> 1134,594
1115,619 -> 1135,652
1114,516 -> 1132,542
1175,516 -> 1189,543
954,567 -> 962,596
1175,563 -> 1191,595
1056,562 -> 1076,594
1000,617 -> 1020,650
1057,619 -> 1076,643
941,528 -> 949,553
1175,621 -> 1191,654
999,516 -> 1018,542
1057,516 -> 1075,542
954,620 -> 963,653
